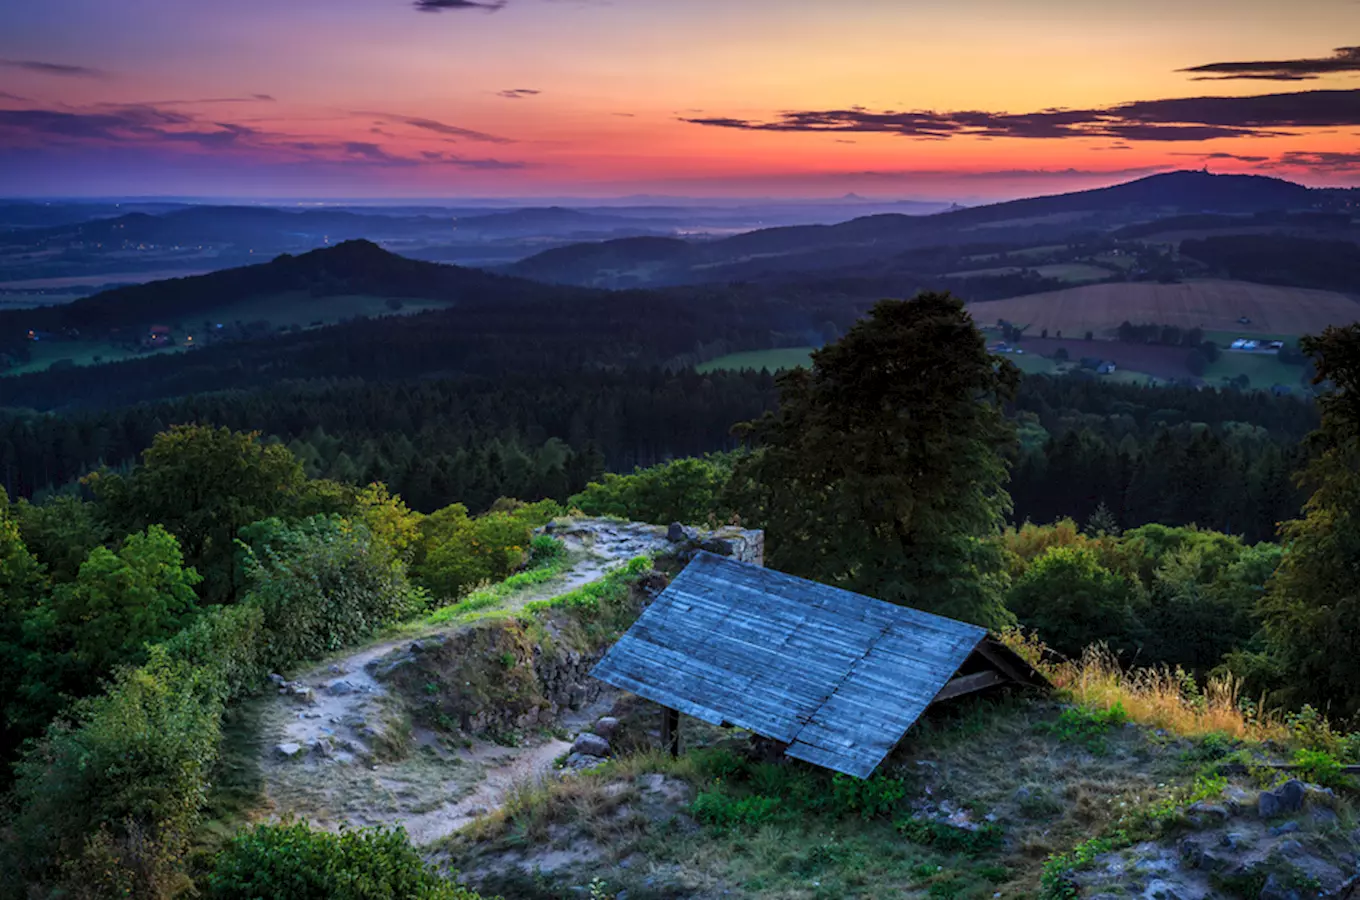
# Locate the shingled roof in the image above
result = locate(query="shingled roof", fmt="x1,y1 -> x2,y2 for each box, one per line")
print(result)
591,552 -> 1046,778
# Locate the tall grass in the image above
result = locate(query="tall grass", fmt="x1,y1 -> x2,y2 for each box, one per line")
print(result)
1001,630 -> 1286,742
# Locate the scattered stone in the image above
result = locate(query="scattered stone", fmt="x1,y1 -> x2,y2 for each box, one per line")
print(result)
1277,838 -> 1306,859
1223,784 -> 1254,814
267,673 -> 286,687
564,753 -> 606,771
1259,872 -> 1303,900
275,742 -> 304,759
592,717 -> 620,740
328,680 -> 358,695
1259,779 -> 1307,819
408,640 -> 425,654
309,740 -> 330,759
1186,801 -> 1230,827
571,732 -> 611,758
1269,820 -> 1301,837
329,664 -> 346,675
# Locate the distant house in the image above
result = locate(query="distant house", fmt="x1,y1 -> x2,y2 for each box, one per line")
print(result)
1096,361 -> 1117,375
144,324 -> 173,349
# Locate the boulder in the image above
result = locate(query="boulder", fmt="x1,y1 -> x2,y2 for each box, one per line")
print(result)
592,717 -> 620,740
1258,779 -> 1306,819
327,680 -> 358,696
571,732 -> 612,758
275,742 -> 304,759
287,684 -> 315,704
667,522 -> 690,543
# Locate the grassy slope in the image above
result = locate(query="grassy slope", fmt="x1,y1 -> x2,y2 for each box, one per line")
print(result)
444,637 -> 1357,900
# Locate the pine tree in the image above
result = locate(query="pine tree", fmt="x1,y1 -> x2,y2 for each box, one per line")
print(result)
735,293 -> 1019,628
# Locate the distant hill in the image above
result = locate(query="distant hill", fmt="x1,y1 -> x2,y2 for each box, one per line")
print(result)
507,171 -> 1320,288
0,240 -> 574,333
0,207 -> 453,250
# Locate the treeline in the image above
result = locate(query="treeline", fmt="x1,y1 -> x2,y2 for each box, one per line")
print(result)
1,368 -> 1316,539
1180,234 -> 1360,293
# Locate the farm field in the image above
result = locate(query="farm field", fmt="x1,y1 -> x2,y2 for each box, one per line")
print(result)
697,346 -> 815,373
948,263 -> 1112,283
2,339 -> 184,377
970,279 -> 1360,337
195,292 -> 450,329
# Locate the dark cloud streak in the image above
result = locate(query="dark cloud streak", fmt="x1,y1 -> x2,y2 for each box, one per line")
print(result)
683,89 -> 1360,142
0,58 -> 105,78
413,0 -> 506,11
1181,46 -> 1360,81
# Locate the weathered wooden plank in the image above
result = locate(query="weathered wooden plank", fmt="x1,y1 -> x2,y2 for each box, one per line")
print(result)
932,670 -> 1008,703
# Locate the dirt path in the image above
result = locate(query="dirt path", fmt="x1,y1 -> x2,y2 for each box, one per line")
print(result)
254,519 -> 680,844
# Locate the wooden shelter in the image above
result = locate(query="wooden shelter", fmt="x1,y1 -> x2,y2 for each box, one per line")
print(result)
591,552 -> 1048,778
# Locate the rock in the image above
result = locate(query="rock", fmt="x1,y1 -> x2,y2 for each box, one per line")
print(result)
564,752 -> 606,771
1258,779 -> 1307,818
699,538 -> 736,556
328,680 -> 358,695
1259,872 -> 1303,900
1269,820 -> 1301,837
667,522 -> 691,543
566,683 -> 589,710
592,717 -> 620,740
571,732 -> 611,757
329,664 -> 346,675
275,742 -> 304,759
1277,838 -> 1306,859
267,673 -> 286,686
1221,832 -> 1244,850
309,740 -> 330,759
1186,801 -> 1230,826
408,640 -> 425,654
1224,784 -> 1255,814
1310,805 -> 1339,827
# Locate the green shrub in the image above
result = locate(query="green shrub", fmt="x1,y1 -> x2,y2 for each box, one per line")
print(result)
1036,702 -> 1128,753
163,603 -> 268,702
896,817 -> 1004,856
827,772 -> 909,821
11,648 -> 227,894
209,821 -> 482,899
1291,748 -> 1350,790
569,455 -> 736,525
240,515 -> 423,667
690,791 -> 781,830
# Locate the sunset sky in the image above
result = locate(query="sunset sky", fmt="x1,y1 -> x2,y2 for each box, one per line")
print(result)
3,0 -> 1359,199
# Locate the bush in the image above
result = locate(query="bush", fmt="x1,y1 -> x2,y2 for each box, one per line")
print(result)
240,515 -> 423,667
1006,545 -> 1142,659
209,821 -> 482,900
11,648 -> 227,895
690,791 -> 781,830
413,500 -> 562,602
569,455 -> 736,525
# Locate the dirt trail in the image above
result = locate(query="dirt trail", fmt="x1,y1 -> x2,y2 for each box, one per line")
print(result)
255,519 -> 681,844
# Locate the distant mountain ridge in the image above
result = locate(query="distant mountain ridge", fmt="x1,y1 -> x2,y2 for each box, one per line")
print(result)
507,171 -> 1320,288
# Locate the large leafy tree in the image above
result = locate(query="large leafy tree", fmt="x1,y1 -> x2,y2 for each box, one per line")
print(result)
735,293 -> 1019,628
1006,545 -> 1143,659
1258,324 -> 1360,716
89,425 -> 306,602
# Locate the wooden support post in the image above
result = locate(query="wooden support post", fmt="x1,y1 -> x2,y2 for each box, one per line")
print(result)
661,706 -> 681,758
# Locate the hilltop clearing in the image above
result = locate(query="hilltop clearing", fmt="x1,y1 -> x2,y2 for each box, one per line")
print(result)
439,648 -> 1360,900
